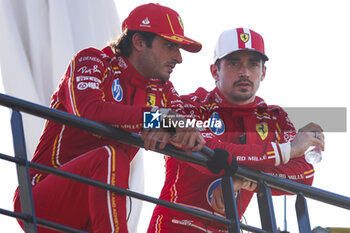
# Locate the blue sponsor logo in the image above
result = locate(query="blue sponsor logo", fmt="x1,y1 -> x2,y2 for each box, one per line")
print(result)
206,178 -> 222,205
112,79 -> 123,102
209,112 -> 225,135
143,110 -> 162,129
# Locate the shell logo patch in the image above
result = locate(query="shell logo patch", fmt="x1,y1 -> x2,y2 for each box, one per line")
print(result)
209,112 -> 225,135
178,16 -> 184,30
240,33 -> 250,43
256,122 -> 268,140
147,94 -> 156,106
206,178 -> 222,206
112,79 -> 123,102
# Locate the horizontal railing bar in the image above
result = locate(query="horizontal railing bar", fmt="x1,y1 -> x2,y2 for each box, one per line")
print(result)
0,152 -> 23,164
36,218 -> 88,233
240,223 -> 269,233
236,166 -> 350,210
0,207 -> 31,222
0,208 -> 88,233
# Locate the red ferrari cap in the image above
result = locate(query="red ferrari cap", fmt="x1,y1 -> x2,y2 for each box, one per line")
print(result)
122,3 -> 202,53
214,28 -> 268,62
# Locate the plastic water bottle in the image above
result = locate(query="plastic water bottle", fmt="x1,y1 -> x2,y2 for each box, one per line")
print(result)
305,146 -> 322,164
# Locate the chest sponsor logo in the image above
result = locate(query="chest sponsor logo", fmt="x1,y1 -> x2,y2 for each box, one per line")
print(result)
206,178 -> 222,207
78,56 -> 103,66
112,79 -> 123,102
147,94 -> 156,106
77,82 -> 99,90
77,65 -> 101,74
256,122 -> 268,140
117,57 -> 128,69
76,76 -> 101,83
209,112 -> 225,135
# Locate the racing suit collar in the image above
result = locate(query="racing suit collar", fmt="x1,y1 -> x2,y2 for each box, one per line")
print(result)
102,46 -> 150,88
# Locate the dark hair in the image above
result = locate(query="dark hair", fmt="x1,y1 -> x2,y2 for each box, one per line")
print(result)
109,30 -> 157,58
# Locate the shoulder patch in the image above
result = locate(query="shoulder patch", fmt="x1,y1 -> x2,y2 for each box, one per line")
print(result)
112,78 -> 123,102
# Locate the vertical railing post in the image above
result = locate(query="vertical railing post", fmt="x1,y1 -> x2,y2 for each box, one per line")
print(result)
295,193 -> 312,233
256,180 -> 278,233
221,176 -> 241,233
11,110 -> 38,233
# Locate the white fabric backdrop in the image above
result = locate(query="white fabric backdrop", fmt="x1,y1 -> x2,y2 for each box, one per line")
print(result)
0,0 -> 143,231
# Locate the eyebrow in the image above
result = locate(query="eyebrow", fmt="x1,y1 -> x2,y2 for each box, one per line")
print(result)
225,57 -> 261,62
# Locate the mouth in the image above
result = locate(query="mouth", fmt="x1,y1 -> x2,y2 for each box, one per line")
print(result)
235,81 -> 252,88
166,64 -> 176,73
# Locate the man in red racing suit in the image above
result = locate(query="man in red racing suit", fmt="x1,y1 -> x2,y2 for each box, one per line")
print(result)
13,3 -> 205,233
148,28 -> 325,232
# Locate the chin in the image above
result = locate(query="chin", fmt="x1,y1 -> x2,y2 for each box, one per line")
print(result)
161,74 -> 171,81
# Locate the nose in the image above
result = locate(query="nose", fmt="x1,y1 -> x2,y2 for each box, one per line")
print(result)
173,48 -> 183,64
238,64 -> 250,77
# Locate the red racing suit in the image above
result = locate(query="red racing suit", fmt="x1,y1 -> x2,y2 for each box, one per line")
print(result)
13,46 -> 184,233
148,87 -> 314,233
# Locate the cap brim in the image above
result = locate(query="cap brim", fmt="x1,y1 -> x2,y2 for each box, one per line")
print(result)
159,33 -> 202,53
216,48 -> 269,62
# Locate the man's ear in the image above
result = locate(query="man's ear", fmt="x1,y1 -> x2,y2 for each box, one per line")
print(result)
131,33 -> 145,52
261,65 -> 267,82
210,64 -> 220,82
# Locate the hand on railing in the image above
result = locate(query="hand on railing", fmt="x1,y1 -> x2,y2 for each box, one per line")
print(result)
210,176 -> 257,215
141,126 -> 205,155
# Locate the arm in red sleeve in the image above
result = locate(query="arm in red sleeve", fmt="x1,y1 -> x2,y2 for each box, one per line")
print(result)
260,108 -> 314,195
261,156 -> 314,195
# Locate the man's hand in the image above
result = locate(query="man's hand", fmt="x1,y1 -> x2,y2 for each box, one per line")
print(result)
141,110 -> 206,153
169,127 -> 205,154
210,176 -> 257,214
141,129 -> 172,151
290,122 -> 325,159
163,110 -> 206,154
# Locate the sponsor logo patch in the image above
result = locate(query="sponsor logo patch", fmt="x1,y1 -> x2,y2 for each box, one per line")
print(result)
76,76 -> 101,83
178,16 -> 184,30
240,33 -> 250,43
206,178 -> 222,206
112,79 -> 123,102
256,122 -> 268,140
77,65 -> 101,74
147,94 -> 156,106
77,82 -> 99,90
208,112 -> 225,135
140,17 -> 151,27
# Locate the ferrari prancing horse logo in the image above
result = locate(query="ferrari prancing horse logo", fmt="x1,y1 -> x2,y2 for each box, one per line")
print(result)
240,33 -> 250,43
256,122 -> 268,140
178,16 -> 184,30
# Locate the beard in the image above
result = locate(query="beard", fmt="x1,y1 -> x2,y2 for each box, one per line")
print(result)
230,91 -> 255,102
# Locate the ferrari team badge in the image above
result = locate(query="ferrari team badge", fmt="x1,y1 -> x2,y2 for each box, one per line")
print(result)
147,94 -> 156,106
240,33 -> 250,43
178,16 -> 184,29
256,122 -> 268,140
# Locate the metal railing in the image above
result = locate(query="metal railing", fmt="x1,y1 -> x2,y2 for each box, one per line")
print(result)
1,93 -> 350,233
